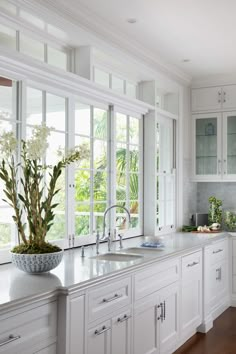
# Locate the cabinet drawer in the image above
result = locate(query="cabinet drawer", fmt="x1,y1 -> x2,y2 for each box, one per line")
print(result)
182,250 -> 202,280
210,239 -> 227,265
134,258 -> 180,301
88,277 -> 131,323
0,301 -> 57,354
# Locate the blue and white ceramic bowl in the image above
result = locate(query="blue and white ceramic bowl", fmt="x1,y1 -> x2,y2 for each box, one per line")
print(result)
11,251 -> 63,274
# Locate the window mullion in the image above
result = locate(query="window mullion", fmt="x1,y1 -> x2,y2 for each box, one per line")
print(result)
90,106 -> 94,235
126,115 -> 130,212
67,96 -> 75,248
108,106 -> 116,232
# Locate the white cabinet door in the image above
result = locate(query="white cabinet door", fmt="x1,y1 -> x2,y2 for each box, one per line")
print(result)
87,320 -> 111,354
133,294 -> 159,354
222,85 -> 236,109
159,283 -> 179,354
111,309 -> 131,354
181,252 -> 202,341
192,87 -> 222,112
193,113 -> 222,180
69,295 -> 85,354
181,278 -> 202,335
210,261 -> 227,314
222,112 -> 236,180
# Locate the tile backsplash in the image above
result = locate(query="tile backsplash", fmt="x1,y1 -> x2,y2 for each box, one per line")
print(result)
197,182 -> 236,213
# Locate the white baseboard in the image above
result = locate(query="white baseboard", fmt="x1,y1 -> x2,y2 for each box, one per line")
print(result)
197,315 -> 213,333
231,294 -> 236,307
211,296 -> 230,320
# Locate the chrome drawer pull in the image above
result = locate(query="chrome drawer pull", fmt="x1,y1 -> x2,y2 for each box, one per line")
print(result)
213,249 -> 223,254
94,326 -> 111,336
187,261 -> 199,267
117,314 -> 131,323
0,334 -> 21,347
102,293 -> 122,303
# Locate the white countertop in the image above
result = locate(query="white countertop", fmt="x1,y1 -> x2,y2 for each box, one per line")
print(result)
0,232 -> 227,309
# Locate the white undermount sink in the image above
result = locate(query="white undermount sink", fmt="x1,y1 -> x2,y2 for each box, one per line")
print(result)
90,252 -> 143,262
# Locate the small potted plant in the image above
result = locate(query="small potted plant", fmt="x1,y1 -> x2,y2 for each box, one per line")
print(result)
0,124 -> 89,274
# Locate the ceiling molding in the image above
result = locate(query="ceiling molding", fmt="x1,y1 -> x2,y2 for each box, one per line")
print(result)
18,0 -> 192,86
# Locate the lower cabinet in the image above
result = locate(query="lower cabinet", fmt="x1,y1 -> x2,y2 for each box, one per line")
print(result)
133,282 -> 179,354
87,308 -> 131,354
0,300 -> 57,354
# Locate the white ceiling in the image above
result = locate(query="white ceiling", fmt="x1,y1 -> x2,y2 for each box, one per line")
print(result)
66,0 -> 236,79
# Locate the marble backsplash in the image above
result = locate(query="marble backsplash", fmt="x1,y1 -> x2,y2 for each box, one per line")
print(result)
197,182 -> 236,213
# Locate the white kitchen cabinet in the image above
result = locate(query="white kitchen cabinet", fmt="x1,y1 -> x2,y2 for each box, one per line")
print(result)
209,239 -> 229,319
192,85 -> 236,112
133,282 -> 179,354
111,309 -> 132,354
0,300 -> 57,354
193,112 -> 236,181
192,87 -> 222,112
193,113 -> 221,180
88,319 -> 111,354
58,294 -> 85,354
159,283 -> 179,354
133,293 -> 159,354
181,251 -> 202,342
87,308 -> 132,354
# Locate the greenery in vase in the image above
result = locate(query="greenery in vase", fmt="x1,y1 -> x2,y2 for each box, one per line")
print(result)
208,196 -> 222,225
0,125 -> 89,254
224,211 -> 236,231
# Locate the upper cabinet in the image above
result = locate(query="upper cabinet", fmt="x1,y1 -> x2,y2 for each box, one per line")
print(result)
193,112 -> 236,181
192,85 -> 236,112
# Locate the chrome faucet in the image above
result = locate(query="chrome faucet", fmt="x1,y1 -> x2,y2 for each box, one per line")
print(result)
101,204 -> 131,251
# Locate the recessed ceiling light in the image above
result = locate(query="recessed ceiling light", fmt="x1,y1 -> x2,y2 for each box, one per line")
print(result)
182,59 -> 191,63
127,18 -> 137,24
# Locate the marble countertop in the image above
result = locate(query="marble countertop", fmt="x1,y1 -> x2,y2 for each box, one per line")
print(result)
0,232 -> 227,309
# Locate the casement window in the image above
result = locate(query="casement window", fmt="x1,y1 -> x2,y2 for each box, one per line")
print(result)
114,112 -> 142,236
0,79 -> 143,263
156,116 -> 176,233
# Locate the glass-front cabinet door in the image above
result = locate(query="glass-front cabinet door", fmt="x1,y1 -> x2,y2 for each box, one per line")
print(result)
223,112 -> 236,179
193,113 -> 221,180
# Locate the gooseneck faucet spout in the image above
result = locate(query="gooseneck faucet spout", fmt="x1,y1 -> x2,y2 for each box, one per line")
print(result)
101,205 -> 131,251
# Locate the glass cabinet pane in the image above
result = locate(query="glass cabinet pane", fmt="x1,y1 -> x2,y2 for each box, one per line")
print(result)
195,118 -> 217,175
227,115 -> 236,174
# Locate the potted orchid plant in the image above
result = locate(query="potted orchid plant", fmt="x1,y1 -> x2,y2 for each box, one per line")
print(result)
0,124 -> 89,273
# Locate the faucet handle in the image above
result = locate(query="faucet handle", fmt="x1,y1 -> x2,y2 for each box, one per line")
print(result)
118,233 -> 123,249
